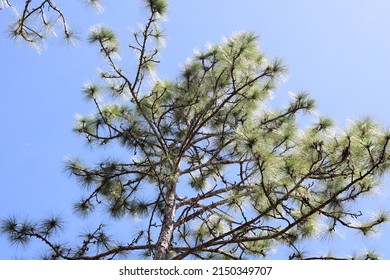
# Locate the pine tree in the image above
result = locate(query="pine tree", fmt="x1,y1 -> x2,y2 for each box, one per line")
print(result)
2,0 -> 390,260
2,0 -> 103,50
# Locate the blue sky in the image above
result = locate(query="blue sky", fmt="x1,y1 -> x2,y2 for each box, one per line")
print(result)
1,0 -> 390,259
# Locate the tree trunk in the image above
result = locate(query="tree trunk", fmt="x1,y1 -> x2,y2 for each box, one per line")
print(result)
154,185 -> 177,260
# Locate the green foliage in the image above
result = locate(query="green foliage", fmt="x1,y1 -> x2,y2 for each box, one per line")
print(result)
2,0 -> 390,260
85,0 -> 104,13
88,25 -> 117,44
82,83 -> 101,101
3,0 -> 84,50
144,0 -> 168,16
88,25 -> 120,56
1,215 -> 64,247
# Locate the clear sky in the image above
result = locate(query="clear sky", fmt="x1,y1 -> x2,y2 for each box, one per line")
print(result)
1,0 -> 390,259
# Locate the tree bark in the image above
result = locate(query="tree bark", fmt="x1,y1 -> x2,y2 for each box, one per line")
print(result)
154,184 -> 177,260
